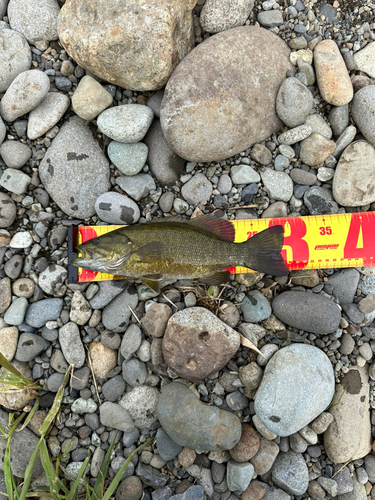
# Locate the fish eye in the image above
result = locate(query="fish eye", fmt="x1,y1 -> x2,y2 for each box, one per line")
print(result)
92,239 -> 100,246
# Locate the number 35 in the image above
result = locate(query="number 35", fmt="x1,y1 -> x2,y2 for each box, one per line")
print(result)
320,226 -> 332,235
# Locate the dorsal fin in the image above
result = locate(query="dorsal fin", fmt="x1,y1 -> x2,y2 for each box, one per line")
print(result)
148,213 -> 235,242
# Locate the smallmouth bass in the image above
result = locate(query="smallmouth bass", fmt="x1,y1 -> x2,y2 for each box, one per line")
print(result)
71,214 -> 289,292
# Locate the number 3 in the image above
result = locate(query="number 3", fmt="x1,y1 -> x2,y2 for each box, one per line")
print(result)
320,226 -> 332,235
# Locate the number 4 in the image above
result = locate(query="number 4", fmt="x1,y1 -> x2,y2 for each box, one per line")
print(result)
319,226 -> 332,235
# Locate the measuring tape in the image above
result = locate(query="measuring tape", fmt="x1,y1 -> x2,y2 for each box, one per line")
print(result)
68,212 -> 375,283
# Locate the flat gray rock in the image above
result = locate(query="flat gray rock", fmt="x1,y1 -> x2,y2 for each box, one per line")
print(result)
255,344 -> 335,436
102,283 -> 138,333
157,382 -> 241,451
0,140 -> 31,168
97,104 -> 153,143
271,451 -> 309,495
39,116 -> 110,218
272,290 -> 341,334
25,298 -> 63,328
303,186 -> 339,215
0,28 -> 31,93
107,141 -> 148,176
27,92 -> 70,140
116,173 -> 156,201
181,173 -> 213,205
160,26 -> 292,162
0,168 -> 31,195
59,321 -> 85,368
99,402 -> 134,432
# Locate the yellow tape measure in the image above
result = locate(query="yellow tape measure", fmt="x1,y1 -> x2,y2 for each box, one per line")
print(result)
68,212 -> 375,283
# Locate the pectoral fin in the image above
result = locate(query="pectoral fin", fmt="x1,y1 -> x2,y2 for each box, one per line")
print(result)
135,241 -> 163,263
200,270 -> 231,286
141,273 -> 164,292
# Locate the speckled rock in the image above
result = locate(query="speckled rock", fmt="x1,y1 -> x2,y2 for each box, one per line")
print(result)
278,124 -> 312,145
95,192 -> 140,224
324,366 -> 372,463
97,105 -> 154,143
0,69 -> 50,122
181,173 -> 213,205
200,0 -> 254,33
255,344 -> 335,436
333,141 -> 375,207
89,342 -> 117,379
0,141 -> 32,169
59,322 -> 85,369
162,307 -> 240,381
0,326 -> 18,361
38,264 -> 67,296
271,451 -> 309,495
0,29 -> 31,93
71,75 -> 113,121
314,40 -> 353,106
158,382 -> 241,451
351,86 -> 375,148
120,385 -> 160,429
70,291 -> 91,325
57,0 -> 196,91
260,167 -> 293,202
39,116 -> 110,218
8,0 -> 60,43
27,93 -> 70,140
272,291 -> 341,334
160,26 -> 293,162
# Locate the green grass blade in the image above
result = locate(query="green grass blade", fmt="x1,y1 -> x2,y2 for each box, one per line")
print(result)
18,399 -> 40,432
65,454 -> 90,500
101,437 -> 154,500
0,353 -> 32,385
38,439 -> 61,499
39,365 -> 72,436
3,413 -> 26,500
92,432 -> 118,499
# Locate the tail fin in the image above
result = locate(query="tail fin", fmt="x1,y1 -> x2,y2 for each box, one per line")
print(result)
244,225 -> 289,276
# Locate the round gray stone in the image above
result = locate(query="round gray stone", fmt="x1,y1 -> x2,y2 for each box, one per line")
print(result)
0,168 -> 31,195
95,192 -> 140,224
0,141 -> 31,169
231,165 -> 260,184
107,141 -> 148,176
3,297 -> 28,326
122,358 -> 147,387
240,290 -> 272,322
329,104 -> 349,138
25,298 -> 63,328
97,104 -> 154,143
272,290 -> 341,334
255,344 -> 335,436
181,173 -> 213,205
156,428 -> 182,461
260,167 -> 293,202
276,77 -> 313,128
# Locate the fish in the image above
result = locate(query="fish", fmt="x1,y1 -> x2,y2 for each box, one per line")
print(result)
71,214 -> 289,292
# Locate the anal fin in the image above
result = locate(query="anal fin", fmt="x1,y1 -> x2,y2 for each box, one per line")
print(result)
200,270 -> 231,286
141,273 -> 164,293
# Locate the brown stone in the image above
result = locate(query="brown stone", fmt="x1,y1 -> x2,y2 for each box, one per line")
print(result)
160,26 -> 293,162
88,342 -> 117,379
27,410 -> 48,436
290,269 -> 320,288
140,303 -> 172,337
162,307 -> 240,381
299,132 -> 336,167
58,0 -> 196,91
250,438 -> 279,475
243,481 -> 267,500
314,40 -> 353,106
229,424 -> 260,462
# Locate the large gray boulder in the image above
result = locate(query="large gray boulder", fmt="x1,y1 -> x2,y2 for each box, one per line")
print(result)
57,0 -> 196,91
160,26 -> 292,162
39,116 -> 110,218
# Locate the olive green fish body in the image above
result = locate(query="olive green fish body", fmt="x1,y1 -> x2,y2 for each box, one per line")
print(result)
72,215 -> 288,291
